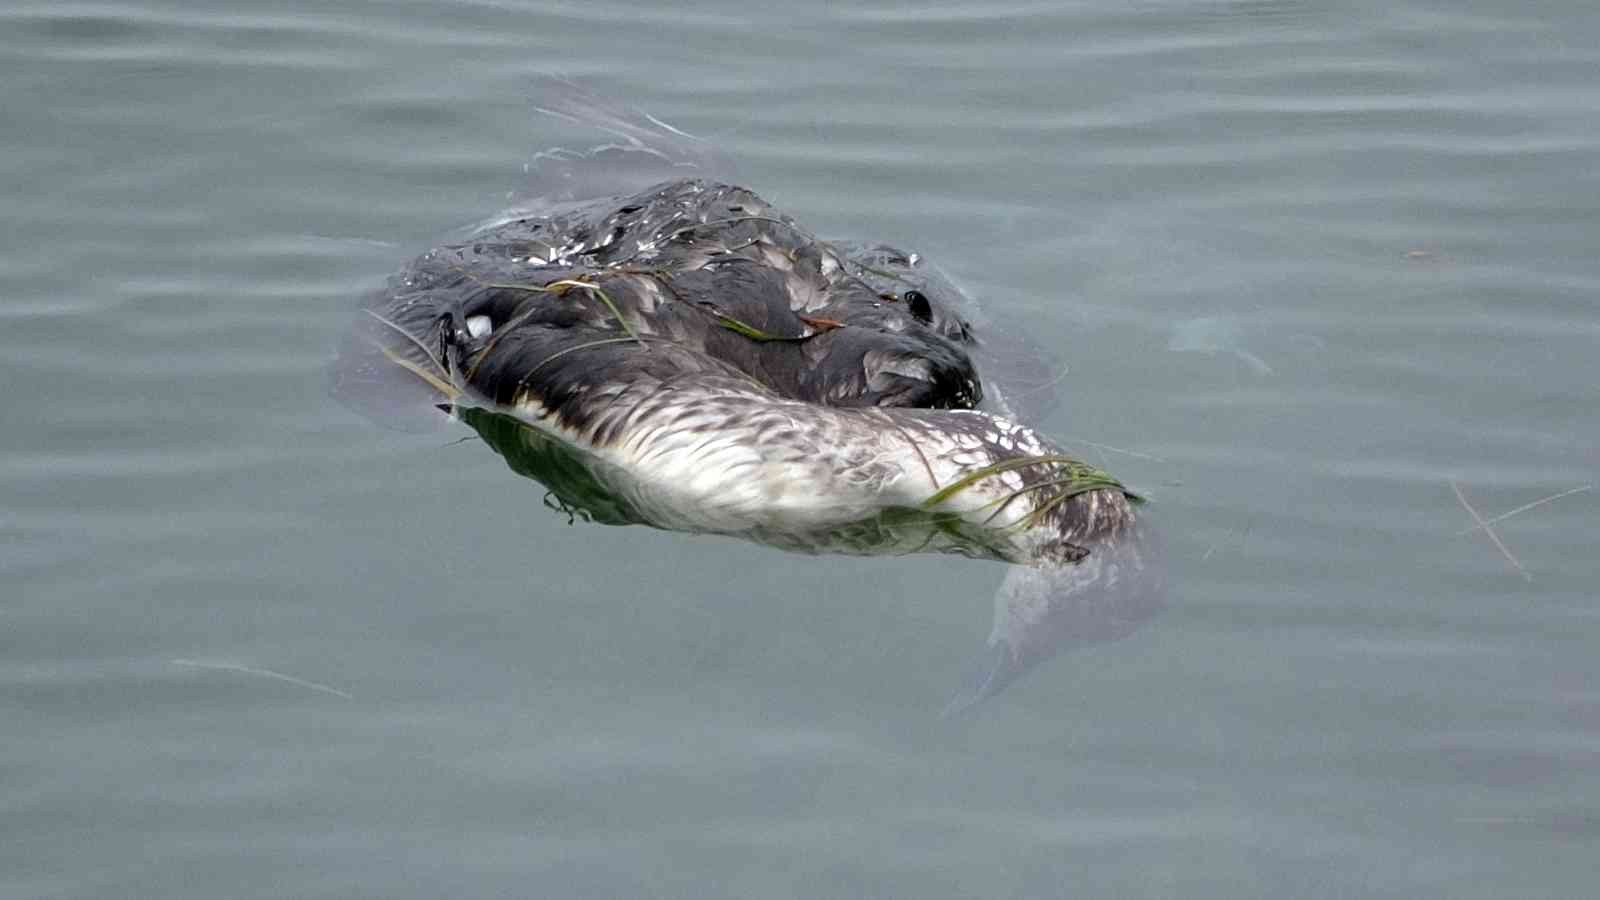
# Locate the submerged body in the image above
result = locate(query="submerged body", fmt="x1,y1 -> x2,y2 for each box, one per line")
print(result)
333,84 -> 1163,707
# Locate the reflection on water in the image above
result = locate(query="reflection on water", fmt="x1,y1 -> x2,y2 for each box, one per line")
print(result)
1167,316 -> 1277,375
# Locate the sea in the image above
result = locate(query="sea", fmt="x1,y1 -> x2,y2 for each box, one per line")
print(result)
4,1 -> 1597,897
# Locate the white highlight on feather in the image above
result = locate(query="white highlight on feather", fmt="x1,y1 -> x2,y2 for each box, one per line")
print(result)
499,384 -> 1055,558
466,315 -> 493,338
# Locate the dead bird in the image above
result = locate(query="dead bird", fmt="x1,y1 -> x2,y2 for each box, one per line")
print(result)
332,80 -> 1164,711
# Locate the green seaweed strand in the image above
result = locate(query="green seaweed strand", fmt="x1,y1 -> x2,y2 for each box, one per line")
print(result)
921,454 -> 1130,510
711,313 -> 810,343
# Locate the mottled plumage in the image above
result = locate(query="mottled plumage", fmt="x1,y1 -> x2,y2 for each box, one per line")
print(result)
370,178 -> 982,417
331,81 -> 1163,708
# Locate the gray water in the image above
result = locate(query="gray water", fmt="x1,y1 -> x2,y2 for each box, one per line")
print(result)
5,1 -> 1598,897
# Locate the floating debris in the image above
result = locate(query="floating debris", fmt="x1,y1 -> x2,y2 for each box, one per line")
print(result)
1455,484 -> 1592,536
1449,481 -> 1530,582
171,659 -> 353,699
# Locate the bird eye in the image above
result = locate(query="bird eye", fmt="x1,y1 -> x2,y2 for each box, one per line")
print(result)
903,290 -> 932,324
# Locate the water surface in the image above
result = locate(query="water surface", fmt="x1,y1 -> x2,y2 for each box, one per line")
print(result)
4,1 -> 1598,897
